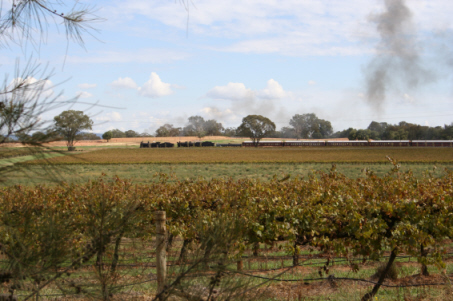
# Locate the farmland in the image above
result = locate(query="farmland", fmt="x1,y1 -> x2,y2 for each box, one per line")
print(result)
1,143 -> 453,300
0,146 -> 449,186
25,147 -> 453,164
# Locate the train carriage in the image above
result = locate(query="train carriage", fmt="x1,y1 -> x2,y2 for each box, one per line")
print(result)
326,140 -> 369,147
412,140 -> 453,147
242,141 -> 284,147
283,141 -> 326,147
216,143 -> 242,147
369,140 -> 410,147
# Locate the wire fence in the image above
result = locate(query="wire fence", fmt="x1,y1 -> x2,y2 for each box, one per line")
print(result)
8,248 -> 453,299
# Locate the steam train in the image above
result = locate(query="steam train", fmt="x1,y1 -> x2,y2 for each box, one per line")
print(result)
140,141 -> 216,148
140,140 -> 453,148
242,140 -> 453,147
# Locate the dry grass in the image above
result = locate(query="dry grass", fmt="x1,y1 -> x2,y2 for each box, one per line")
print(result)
25,147 -> 453,164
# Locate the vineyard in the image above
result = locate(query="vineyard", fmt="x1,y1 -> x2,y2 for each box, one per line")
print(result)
1,160 -> 453,300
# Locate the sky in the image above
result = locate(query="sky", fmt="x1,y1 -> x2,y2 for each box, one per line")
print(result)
2,0 -> 453,134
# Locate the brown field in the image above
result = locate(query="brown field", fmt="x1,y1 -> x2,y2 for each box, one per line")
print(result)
25,147 -> 453,164
0,136 -> 349,148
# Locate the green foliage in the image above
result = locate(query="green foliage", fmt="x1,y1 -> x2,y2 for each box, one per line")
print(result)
237,115 -> 276,146
333,120 -> 453,140
182,116 -> 223,137
124,129 -> 140,137
102,131 -> 113,142
76,132 -> 100,140
289,113 -> 333,139
109,129 -> 126,138
53,110 -> 93,149
155,124 -> 181,137
0,166 -> 453,299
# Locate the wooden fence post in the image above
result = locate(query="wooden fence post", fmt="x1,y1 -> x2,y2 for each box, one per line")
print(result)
155,211 -> 167,296
237,260 -> 243,271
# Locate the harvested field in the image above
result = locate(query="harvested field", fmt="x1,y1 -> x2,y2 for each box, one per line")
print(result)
25,147 -> 453,164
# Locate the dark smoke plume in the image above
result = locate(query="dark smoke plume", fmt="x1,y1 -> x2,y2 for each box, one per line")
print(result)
365,0 -> 434,109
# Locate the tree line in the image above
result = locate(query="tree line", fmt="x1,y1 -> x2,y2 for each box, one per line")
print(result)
148,114 -> 453,141
150,113 -> 334,139
6,110 -> 452,151
331,121 -> 453,141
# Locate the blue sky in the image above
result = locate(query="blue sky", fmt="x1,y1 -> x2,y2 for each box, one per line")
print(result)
3,0 -> 453,134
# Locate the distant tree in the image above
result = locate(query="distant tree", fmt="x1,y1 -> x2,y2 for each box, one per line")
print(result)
443,123 -> 453,140
139,132 -> 153,137
355,129 -> 373,140
367,121 -> 388,138
125,130 -> 140,137
102,131 -> 113,142
236,115 -> 276,147
31,131 -> 50,142
280,126 -> 295,138
204,119 -> 224,136
183,116 -> 206,138
289,113 -> 333,139
110,129 -> 126,138
16,133 -> 31,143
222,127 -> 237,137
155,124 -> 181,137
76,132 -> 100,140
54,110 -> 93,150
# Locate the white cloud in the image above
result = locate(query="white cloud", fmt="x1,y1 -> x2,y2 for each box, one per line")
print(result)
206,79 -> 291,101
6,77 -> 55,99
96,112 -> 123,122
201,107 -> 234,119
257,79 -> 290,100
109,0 -> 453,57
78,83 -> 97,89
76,91 -> 93,98
206,82 -> 254,101
138,72 -> 173,98
308,80 -> 317,86
111,77 -> 138,90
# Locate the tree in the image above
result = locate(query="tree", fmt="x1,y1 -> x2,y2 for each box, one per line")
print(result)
102,131 -> 113,142
236,115 -> 276,147
367,121 -> 388,138
183,116 -> 206,138
0,2 -> 99,147
110,129 -> 126,138
443,123 -> 453,140
204,119 -> 224,136
155,124 -> 181,137
289,113 -> 333,139
54,110 -> 93,150
76,132 -> 100,140
125,130 -> 140,137
280,126 -> 295,138
222,127 -> 237,137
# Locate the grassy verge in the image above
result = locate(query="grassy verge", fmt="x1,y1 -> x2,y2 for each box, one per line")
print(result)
0,151 -> 66,166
